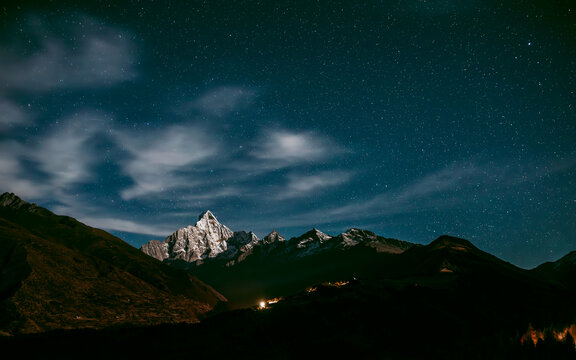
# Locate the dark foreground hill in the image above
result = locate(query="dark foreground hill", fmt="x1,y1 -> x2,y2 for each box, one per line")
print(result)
533,251 -> 576,292
0,193 -> 226,335
2,266 -> 575,359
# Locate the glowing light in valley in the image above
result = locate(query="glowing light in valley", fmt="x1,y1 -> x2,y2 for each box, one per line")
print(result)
520,324 -> 576,346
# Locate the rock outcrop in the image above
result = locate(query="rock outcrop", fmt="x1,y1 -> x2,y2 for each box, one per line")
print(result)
141,211 -> 260,265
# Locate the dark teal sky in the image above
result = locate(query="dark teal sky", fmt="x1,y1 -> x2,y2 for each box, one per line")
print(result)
1,0 -> 574,268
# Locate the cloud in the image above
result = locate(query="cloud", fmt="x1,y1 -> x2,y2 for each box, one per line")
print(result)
0,100 -> 33,131
76,216 -> 175,237
0,113 -> 109,200
276,171 -> 353,200
392,163 -> 481,203
0,113 -> 108,198
274,162 -> 485,228
251,128 -> 345,168
32,113 -> 108,187
0,15 -> 136,92
0,141 -> 50,198
187,86 -> 258,117
115,125 -> 221,200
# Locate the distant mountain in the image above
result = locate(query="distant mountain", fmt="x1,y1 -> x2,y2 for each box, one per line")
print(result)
142,211 -> 413,266
533,251 -> 576,292
142,210 -> 259,265
0,193 -> 226,335
141,211 -> 415,307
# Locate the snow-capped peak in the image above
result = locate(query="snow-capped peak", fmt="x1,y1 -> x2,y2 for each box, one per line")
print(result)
195,210 -> 227,232
263,230 -> 286,244
312,228 -> 332,242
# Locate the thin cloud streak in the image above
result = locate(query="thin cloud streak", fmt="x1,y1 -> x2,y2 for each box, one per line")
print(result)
0,112 -> 109,198
115,125 -> 221,200
0,100 -> 33,131
275,171 -> 353,200
33,113 -> 109,188
276,158 -> 576,230
274,163 -> 489,228
186,86 -> 258,117
78,216 -> 175,237
0,15 -> 137,92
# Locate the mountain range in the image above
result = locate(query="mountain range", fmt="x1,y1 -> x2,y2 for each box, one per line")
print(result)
1,193 -> 575,358
141,210 -> 415,307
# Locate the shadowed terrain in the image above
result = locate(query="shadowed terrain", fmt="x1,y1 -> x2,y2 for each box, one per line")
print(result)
0,193 -> 226,335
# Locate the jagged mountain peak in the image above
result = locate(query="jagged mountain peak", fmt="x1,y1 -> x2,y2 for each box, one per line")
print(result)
262,230 -> 286,244
195,210 -> 222,229
142,210 -> 234,263
1,192 -> 33,208
198,210 -> 216,221
343,228 -> 377,237
0,192 -> 46,214
298,228 -> 332,241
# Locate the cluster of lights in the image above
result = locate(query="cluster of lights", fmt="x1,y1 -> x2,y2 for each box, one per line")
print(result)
258,297 -> 282,309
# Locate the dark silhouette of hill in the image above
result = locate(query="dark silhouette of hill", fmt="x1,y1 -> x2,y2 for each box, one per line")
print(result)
2,265 -> 575,359
0,193 -> 226,335
533,251 -> 576,292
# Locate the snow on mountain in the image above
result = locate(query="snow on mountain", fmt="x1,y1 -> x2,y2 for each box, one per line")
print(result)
335,228 -> 414,254
142,210 -> 235,263
141,211 -> 414,266
262,230 -> 286,245
287,228 -> 334,257
224,231 -> 260,265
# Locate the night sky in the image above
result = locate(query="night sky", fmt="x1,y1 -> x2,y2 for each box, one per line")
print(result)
1,1 -> 574,268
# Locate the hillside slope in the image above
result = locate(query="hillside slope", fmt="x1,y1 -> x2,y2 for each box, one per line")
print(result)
0,193 -> 226,335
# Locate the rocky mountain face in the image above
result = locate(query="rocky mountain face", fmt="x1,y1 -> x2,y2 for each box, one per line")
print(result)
141,211 -> 414,268
0,193 -> 226,335
142,210 -> 259,266
0,193 -> 47,215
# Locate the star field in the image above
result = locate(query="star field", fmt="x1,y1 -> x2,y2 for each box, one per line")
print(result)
0,0 -> 574,268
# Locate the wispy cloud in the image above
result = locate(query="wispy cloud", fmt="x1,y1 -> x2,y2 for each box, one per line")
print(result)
272,162 -> 487,228
251,128 -> 346,168
0,141 -> 50,198
77,216 -> 175,237
32,113 -> 109,188
186,86 -> 258,117
276,171 -> 353,200
0,100 -> 33,131
0,15 -> 136,92
115,125 -> 221,200
0,112 -> 108,198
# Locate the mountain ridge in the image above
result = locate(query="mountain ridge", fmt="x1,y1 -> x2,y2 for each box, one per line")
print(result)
0,193 -> 226,335
141,210 -> 415,268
